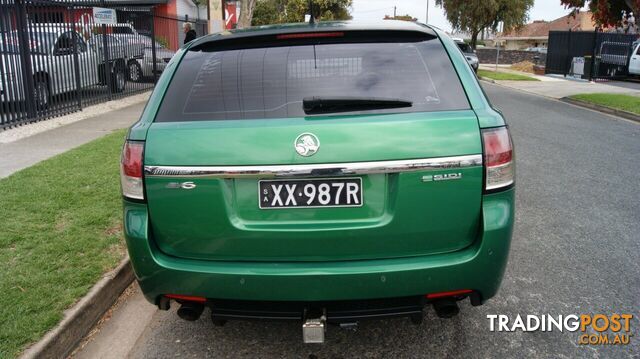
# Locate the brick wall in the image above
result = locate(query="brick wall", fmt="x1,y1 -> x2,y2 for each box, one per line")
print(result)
476,48 -> 547,65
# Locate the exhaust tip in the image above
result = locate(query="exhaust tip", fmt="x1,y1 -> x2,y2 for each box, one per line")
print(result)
177,302 -> 205,321
432,299 -> 459,319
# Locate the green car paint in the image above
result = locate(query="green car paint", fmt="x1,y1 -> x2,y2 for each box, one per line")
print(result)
123,21 -> 514,307
144,111 -> 483,262
124,188 -> 513,303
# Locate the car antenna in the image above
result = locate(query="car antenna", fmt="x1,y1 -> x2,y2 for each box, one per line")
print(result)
308,0 -> 315,25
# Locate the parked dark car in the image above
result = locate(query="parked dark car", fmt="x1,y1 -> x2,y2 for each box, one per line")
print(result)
454,38 -> 479,72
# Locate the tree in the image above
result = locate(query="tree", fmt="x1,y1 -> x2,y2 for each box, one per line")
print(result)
252,0 -> 352,26
252,0 -> 284,26
384,14 -> 418,22
238,0 -> 257,28
435,0 -> 534,49
560,0 -> 638,27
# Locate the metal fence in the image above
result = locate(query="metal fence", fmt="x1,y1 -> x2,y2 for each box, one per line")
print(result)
0,0 -> 207,129
545,30 -> 637,81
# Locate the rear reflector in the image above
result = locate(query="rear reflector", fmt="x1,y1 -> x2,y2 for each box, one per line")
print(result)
120,141 -> 144,200
165,294 -> 207,303
276,32 -> 344,40
426,289 -> 473,299
482,127 -> 514,191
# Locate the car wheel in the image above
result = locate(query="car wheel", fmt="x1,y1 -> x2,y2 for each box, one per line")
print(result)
128,61 -> 143,82
111,64 -> 126,93
33,77 -> 50,110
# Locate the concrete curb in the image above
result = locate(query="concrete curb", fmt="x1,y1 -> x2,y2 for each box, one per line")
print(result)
20,258 -> 135,359
561,97 -> 640,123
479,77 -> 496,84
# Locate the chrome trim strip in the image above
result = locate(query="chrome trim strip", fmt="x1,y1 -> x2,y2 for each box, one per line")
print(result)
144,154 -> 483,179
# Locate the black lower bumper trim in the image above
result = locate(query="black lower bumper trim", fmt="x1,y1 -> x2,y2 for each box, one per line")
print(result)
208,296 -> 426,323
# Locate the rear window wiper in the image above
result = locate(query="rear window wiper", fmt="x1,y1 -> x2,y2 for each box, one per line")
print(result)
303,97 -> 413,115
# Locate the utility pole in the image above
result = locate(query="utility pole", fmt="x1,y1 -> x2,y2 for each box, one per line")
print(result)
208,0 -> 224,33
495,41 -> 500,71
394,6 -> 396,18
425,0 -> 429,24
495,22 -> 502,71
308,0 -> 315,24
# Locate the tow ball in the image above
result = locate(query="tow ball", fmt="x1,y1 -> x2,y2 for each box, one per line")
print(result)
302,309 -> 326,343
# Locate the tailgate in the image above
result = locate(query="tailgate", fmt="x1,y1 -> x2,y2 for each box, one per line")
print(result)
143,111 -> 483,262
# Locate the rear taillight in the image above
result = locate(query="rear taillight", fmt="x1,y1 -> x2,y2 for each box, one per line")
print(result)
482,127 -> 514,191
120,141 -> 144,200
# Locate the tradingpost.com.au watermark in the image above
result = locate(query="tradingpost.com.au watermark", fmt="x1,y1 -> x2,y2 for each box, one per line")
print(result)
488,314 -> 634,345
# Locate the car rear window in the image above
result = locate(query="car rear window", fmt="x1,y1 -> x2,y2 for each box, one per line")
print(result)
155,35 -> 469,122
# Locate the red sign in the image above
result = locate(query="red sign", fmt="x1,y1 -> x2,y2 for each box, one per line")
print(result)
225,3 -> 237,29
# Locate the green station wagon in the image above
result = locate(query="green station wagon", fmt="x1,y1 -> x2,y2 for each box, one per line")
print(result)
121,20 -> 515,343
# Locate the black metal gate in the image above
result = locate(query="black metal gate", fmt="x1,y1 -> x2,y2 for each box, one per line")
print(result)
546,30 -> 637,81
0,0 -> 207,129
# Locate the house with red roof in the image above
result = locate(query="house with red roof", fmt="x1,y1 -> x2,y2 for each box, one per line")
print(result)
495,12 -> 596,50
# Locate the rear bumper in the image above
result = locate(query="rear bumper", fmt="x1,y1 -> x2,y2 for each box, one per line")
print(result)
124,188 -> 514,305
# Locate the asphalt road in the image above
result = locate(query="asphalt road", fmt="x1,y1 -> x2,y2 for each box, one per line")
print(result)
125,83 -> 640,358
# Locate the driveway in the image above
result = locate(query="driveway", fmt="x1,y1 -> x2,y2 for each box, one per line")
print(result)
479,64 -> 640,98
76,83 -> 640,358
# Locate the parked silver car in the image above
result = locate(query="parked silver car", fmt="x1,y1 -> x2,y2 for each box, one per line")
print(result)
629,41 -> 640,76
94,24 -> 175,82
101,23 -> 147,81
127,36 -> 175,82
0,24 -> 127,108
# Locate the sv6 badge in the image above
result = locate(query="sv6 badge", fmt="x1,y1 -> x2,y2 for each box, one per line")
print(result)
166,181 -> 197,189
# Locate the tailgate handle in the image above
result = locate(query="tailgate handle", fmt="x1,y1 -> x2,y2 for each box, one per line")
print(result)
144,155 -> 482,179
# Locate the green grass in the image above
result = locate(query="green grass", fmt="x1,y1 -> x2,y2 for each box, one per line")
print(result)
478,69 -> 540,81
569,93 -> 640,115
0,130 -> 127,358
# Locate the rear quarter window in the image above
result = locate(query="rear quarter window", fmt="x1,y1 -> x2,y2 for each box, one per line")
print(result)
156,35 -> 469,122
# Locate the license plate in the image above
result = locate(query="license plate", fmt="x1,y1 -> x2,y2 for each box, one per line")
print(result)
259,178 -> 363,209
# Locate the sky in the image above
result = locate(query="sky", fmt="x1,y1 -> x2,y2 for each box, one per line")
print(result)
351,0 -> 581,32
